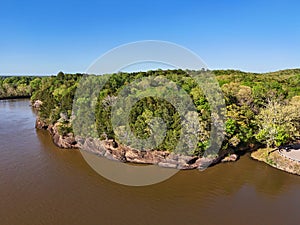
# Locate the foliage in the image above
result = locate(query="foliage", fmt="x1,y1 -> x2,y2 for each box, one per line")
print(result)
0,76 -> 35,99
255,99 -> 300,147
3,68 -> 300,156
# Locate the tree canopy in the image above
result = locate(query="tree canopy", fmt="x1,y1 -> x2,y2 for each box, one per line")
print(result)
2,68 -> 300,155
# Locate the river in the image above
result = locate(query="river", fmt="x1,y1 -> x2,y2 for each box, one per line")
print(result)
1,99 -> 300,225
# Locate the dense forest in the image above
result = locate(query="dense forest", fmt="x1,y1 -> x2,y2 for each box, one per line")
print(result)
2,69 -> 300,156
0,76 -> 35,99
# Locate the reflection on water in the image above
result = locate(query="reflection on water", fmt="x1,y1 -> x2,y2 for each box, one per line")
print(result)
0,99 -> 300,225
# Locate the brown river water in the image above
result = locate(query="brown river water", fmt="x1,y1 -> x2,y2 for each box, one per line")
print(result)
1,99 -> 300,225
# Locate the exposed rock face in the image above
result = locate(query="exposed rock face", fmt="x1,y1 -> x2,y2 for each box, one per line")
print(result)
35,117 -> 223,170
35,118 -> 48,129
36,118 -> 78,149
197,157 -> 217,171
221,154 -> 238,163
77,138 -> 219,170
48,123 -> 78,149
32,100 -> 43,109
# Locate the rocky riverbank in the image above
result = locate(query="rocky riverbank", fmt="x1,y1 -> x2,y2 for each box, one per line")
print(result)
77,137 -> 219,170
35,116 -> 239,170
35,119 -> 78,149
33,100 -> 239,170
36,114 -> 300,174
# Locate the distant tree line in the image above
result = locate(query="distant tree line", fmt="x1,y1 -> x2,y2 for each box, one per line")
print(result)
0,76 -> 35,99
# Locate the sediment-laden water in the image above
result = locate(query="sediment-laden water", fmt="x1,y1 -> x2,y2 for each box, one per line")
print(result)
1,99 -> 300,225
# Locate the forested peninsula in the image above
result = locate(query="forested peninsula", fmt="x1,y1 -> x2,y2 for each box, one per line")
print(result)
1,69 -> 300,173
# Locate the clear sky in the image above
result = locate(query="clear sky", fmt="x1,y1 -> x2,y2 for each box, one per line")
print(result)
0,0 -> 299,75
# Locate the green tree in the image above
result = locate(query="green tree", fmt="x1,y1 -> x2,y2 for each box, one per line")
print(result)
255,99 -> 300,147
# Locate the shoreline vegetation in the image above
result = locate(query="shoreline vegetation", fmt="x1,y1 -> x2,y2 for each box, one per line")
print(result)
1,69 -> 300,174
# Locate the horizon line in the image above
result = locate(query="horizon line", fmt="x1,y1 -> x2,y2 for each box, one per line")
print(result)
1,67 -> 300,77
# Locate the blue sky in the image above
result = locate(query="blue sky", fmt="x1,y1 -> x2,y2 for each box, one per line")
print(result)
0,0 -> 299,75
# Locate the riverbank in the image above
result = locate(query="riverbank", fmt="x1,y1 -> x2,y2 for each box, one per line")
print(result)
35,113 -> 300,175
35,117 -> 240,170
32,97 -> 299,174
0,98 -> 286,176
251,148 -> 300,175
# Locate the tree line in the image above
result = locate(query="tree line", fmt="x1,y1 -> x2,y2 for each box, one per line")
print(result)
2,69 -> 300,156
0,76 -> 35,99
